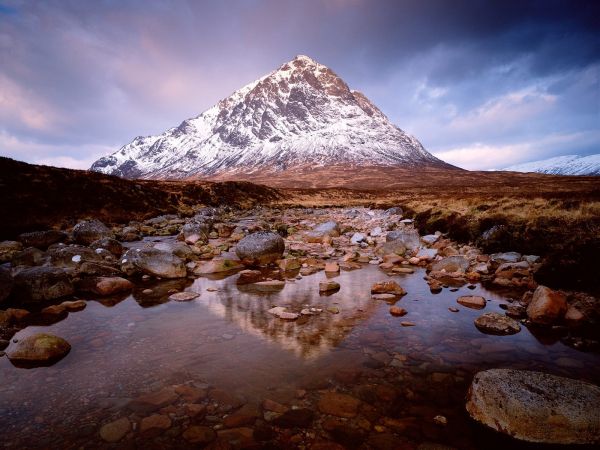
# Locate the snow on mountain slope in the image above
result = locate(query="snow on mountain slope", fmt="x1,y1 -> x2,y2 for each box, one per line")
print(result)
504,154 -> 600,176
90,55 -> 453,179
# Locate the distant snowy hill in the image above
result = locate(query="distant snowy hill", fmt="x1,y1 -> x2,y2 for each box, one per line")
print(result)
504,154 -> 600,176
90,55 -> 453,179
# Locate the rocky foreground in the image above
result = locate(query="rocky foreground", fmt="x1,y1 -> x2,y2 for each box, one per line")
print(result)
1,205 -> 599,448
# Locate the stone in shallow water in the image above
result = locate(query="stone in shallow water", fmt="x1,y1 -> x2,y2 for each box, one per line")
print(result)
99,417 -> 131,443
457,295 -> 486,309
318,392 -> 361,418
319,280 -> 340,292
183,425 -> 216,444
7,333 -> 71,367
272,408 -> 314,428
474,312 -> 520,335
169,291 -> 200,302
466,369 -> 600,444
371,281 -> 406,296
235,231 -> 285,265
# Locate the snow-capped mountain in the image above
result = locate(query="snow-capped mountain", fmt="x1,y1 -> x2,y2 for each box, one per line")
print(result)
504,154 -> 600,176
90,55 -> 453,179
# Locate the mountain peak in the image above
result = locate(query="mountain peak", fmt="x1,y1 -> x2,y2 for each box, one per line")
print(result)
90,57 -> 453,180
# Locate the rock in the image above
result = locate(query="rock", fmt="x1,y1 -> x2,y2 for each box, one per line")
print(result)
319,280 -> 340,293
223,404 -> 259,428
466,368 -> 600,444
194,259 -> 244,274
120,225 -> 141,242
129,387 -> 179,413
421,234 -> 439,245
11,247 -> 45,266
59,300 -> 87,311
99,417 -> 131,443
18,230 -> 67,250
385,207 -> 403,216
0,241 -> 23,262
370,227 -> 382,237
318,392 -> 360,418
490,251 -> 521,264
389,306 -> 407,316
12,267 -> 74,302
235,232 -> 285,266
0,267 -> 13,303
251,280 -> 285,292
457,296 -> 486,309
267,306 -> 298,320
121,248 -> 187,278
89,238 -> 124,257
351,233 -> 366,244
371,281 -> 406,296
169,291 -> 200,302
7,333 -> 71,366
272,408 -> 314,428
386,229 -> 420,250
140,414 -> 171,437
392,267 -> 414,274
262,399 -> 288,413
527,285 -> 567,325
154,241 -> 197,261
565,306 -> 586,328
278,257 -> 301,271
183,425 -> 216,444
431,256 -> 469,273
85,276 -> 133,296
72,220 -> 114,245
306,221 -> 340,242
236,270 -> 263,285
180,221 -> 211,245
474,312 -> 521,335
401,321 -> 416,327
371,293 -> 398,302
325,262 -> 340,273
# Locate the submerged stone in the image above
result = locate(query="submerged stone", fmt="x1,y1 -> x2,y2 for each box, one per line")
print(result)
466,369 -> 600,444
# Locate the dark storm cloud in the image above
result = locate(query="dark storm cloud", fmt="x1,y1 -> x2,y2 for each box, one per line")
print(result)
0,0 -> 598,169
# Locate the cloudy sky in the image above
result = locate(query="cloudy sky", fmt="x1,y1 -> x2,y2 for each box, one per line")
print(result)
0,0 -> 598,170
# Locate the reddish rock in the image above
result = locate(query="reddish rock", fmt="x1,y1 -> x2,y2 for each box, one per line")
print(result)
371,281 -> 406,296
318,392 -> 361,418
389,306 -> 407,317
223,404 -> 259,428
129,387 -> 179,413
99,417 -> 131,443
183,425 -> 216,444
139,414 -> 171,437
457,295 -> 486,309
93,277 -> 133,296
527,286 -> 567,325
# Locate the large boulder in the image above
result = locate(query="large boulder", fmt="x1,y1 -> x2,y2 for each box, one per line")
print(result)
18,230 -> 67,250
12,267 -> 74,302
431,256 -> 470,273
121,248 -> 187,278
235,232 -> 285,266
7,333 -> 71,367
466,369 -> 600,444
0,266 -> 13,303
386,229 -> 420,250
527,285 -> 567,325
72,219 -> 114,245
